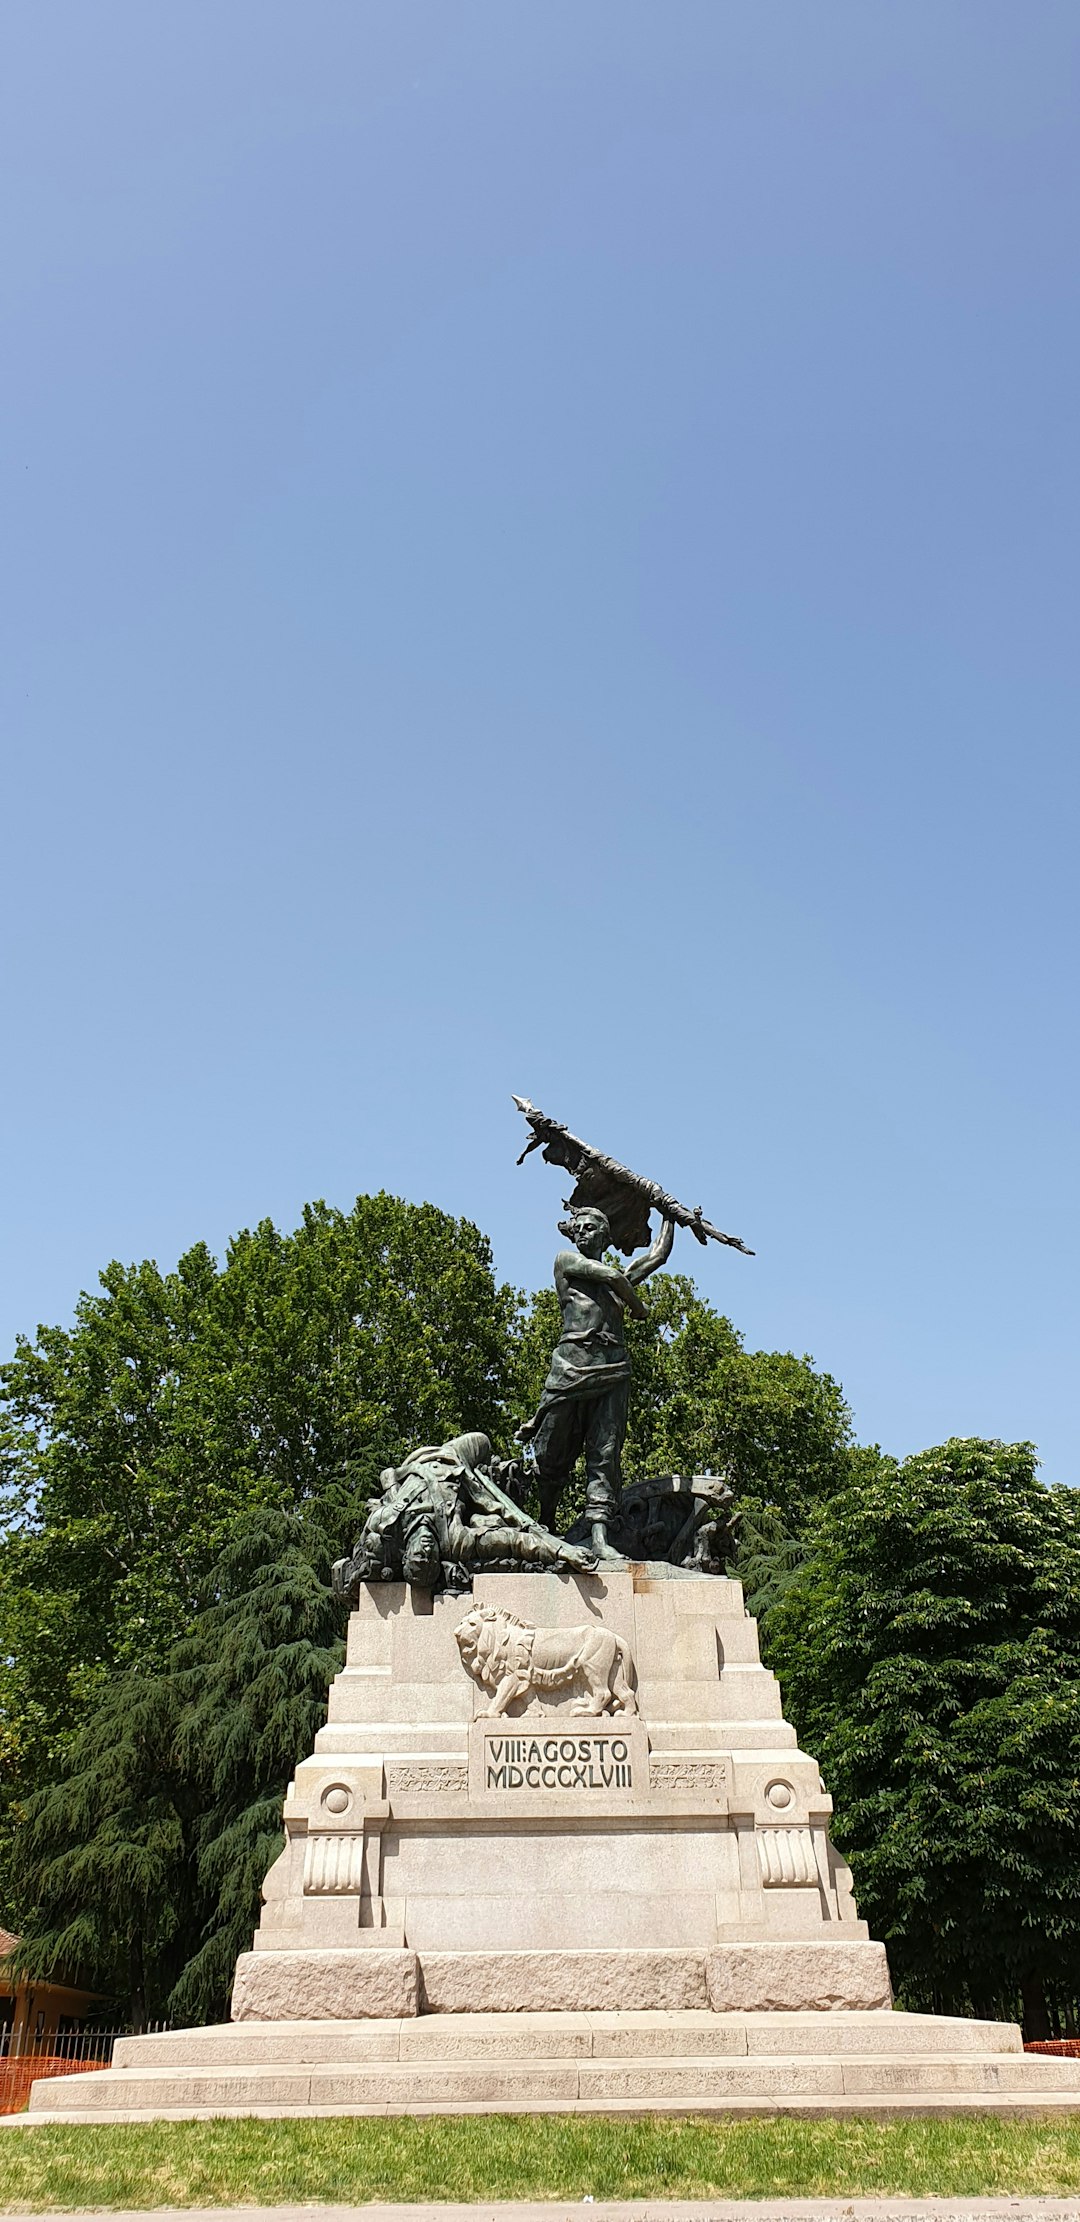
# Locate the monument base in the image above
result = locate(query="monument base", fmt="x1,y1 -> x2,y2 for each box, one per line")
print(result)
24,1568 -> 1080,2122
231,1940 -> 893,2019
23,2009 -> 1080,2120
242,1568 -> 879,1973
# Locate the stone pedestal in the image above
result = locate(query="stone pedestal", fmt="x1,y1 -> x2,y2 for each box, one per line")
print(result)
24,1564 -> 1080,2120
233,1566 -> 887,2017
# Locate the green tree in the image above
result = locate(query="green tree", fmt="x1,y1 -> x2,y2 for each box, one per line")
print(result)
9,1665 -> 191,2030
10,1508 -> 346,2029
0,1195 -> 519,1781
168,1508 -> 345,2025
763,1439 -> 1080,2036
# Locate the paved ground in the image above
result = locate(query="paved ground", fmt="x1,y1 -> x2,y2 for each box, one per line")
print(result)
6,2202 -> 1080,2221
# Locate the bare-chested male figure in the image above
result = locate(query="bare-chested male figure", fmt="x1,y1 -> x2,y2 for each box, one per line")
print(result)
517,1205 -> 674,1561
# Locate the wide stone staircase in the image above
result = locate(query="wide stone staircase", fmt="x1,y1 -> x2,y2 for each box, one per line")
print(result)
21,2010 -> 1080,2120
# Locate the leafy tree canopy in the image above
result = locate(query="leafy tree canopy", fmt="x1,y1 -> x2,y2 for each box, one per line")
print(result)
762,1439 -> 1080,2034
0,1194 -> 518,1775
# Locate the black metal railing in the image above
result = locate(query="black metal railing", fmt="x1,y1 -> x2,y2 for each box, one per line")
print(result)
0,2020 -> 170,2065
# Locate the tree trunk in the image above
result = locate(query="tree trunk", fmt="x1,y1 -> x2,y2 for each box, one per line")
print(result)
1021,1974 -> 1051,2043
129,1932 -> 146,2036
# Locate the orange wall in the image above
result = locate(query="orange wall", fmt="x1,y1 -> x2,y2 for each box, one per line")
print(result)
1,1979 -> 101,2044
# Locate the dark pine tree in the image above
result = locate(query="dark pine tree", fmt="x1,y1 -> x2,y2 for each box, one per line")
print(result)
167,1508 -> 346,2024
10,1667 -> 193,2030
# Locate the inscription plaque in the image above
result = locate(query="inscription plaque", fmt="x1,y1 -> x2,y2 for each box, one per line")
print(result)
486,1732 -> 633,1792
469,1715 -> 647,1802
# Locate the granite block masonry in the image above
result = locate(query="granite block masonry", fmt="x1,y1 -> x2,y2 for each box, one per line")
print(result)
232,1564 -> 890,2018
26,1559 -> 1080,2119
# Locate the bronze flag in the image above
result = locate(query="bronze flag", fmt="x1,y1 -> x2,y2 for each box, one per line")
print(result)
512,1096 -> 754,1259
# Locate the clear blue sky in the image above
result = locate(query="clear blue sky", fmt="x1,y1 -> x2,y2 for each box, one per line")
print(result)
3,4 -> 1078,1479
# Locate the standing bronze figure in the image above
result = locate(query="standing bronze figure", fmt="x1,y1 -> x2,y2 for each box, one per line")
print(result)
513,1098 -> 751,1560
517,1206 -> 674,1559
337,1103 -> 752,1598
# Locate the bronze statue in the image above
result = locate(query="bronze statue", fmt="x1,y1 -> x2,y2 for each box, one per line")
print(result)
517,1205 -> 674,1560
565,1470 -> 739,1573
510,1098 -> 752,1562
333,1105 -> 752,1597
333,1432 -> 597,1600
512,1097 -> 753,1256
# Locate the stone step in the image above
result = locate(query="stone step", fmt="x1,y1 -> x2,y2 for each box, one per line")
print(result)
22,2092 -> 1080,2124
112,2009 -> 1024,2071
24,2009 -> 1080,2124
27,2047 -> 1080,2120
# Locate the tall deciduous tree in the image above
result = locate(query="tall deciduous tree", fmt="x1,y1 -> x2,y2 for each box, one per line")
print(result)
762,1439 -> 1080,2036
0,1195 -> 519,1766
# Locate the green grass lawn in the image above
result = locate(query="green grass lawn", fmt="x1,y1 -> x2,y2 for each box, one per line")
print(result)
3,2113 -> 1080,2209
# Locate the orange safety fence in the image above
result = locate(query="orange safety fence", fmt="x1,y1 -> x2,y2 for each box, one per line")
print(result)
1025,2037 -> 1080,2057
0,2055 -> 108,2115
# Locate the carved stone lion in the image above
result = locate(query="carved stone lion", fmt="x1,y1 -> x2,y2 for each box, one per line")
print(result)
454,1603 -> 638,1718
